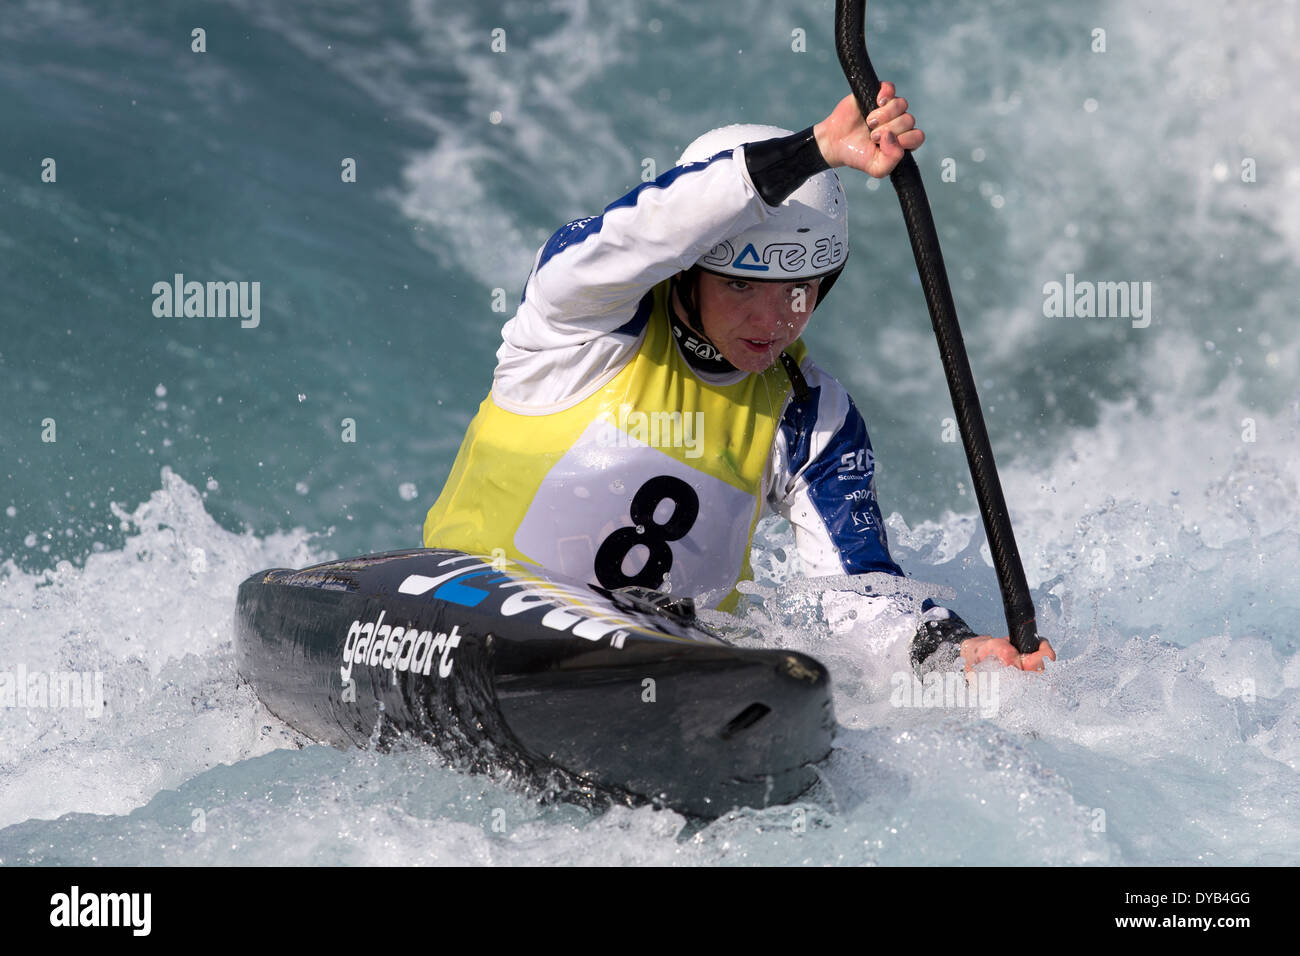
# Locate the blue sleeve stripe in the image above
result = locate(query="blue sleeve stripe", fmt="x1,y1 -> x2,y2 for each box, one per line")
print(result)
795,398 -> 904,577
534,154 -> 732,275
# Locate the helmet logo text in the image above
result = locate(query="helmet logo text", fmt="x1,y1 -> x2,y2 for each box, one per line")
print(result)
811,235 -> 845,270
730,242 -> 770,272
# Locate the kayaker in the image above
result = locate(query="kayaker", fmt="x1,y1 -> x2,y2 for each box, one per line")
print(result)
424,83 -> 1055,673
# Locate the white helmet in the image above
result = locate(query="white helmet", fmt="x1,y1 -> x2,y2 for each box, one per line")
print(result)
676,124 -> 848,284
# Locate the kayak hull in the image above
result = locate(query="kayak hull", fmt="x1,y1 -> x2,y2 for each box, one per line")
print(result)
235,548 -> 834,817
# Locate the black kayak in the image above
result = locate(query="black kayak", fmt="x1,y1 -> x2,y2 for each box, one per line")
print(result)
234,548 -> 835,817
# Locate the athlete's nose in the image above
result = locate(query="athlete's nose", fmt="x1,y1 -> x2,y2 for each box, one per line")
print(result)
748,286 -> 800,334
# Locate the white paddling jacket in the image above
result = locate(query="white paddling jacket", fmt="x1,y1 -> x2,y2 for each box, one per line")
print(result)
425,131 -> 959,627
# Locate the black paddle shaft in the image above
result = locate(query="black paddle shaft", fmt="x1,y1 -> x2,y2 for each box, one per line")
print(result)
833,0 -> 1039,654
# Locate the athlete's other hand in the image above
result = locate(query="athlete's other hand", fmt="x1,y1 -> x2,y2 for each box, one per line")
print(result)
814,82 -> 924,178
960,634 -> 1057,673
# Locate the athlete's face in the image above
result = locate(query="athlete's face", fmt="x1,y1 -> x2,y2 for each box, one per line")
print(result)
695,272 -> 819,373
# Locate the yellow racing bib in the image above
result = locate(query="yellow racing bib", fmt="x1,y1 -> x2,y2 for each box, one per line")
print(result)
424,282 -> 805,610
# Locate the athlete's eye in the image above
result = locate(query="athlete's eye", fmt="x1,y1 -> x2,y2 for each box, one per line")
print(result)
727,280 -> 751,292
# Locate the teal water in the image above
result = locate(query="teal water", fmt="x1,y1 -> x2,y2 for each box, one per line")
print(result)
1,0 -> 1298,865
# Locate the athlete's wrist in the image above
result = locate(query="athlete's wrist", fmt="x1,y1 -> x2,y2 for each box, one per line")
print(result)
743,126 -> 832,206
910,608 -> 978,674
812,120 -> 839,168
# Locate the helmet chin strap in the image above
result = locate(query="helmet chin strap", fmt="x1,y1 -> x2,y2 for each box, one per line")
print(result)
669,267 -> 706,337
668,268 -> 737,374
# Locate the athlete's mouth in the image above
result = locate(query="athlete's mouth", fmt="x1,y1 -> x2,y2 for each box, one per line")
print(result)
740,338 -> 776,352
